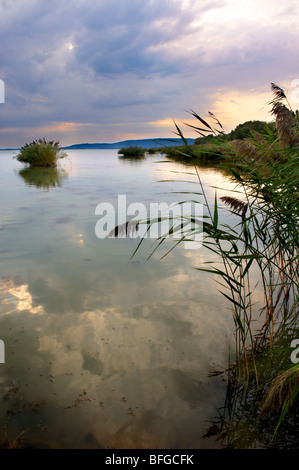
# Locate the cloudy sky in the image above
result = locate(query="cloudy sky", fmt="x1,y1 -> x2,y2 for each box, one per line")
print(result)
1,0 -> 299,147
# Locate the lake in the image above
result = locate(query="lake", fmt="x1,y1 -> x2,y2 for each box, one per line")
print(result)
0,149 -> 241,449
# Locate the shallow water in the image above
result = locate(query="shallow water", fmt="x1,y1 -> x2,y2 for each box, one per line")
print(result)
0,149 -> 242,449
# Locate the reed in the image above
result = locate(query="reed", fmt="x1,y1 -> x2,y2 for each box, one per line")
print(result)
0,417 -> 32,449
16,138 -> 66,167
133,83 -> 298,442
118,146 -> 145,157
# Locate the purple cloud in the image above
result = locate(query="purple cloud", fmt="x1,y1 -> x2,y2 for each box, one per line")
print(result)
0,0 -> 298,147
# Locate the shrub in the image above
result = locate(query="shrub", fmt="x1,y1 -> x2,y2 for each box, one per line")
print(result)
146,148 -> 158,154
163,143 -> 224,164
118,146 -> 145,157
16,138 -> 66,167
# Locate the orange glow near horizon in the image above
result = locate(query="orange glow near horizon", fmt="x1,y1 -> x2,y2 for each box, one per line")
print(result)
211,89 -> 273,132
39,122 -> 86,133
149,89 -> 275,138
0,87 -> 279,147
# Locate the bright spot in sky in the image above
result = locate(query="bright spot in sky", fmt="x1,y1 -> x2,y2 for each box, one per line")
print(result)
0,0 -> 298,147
181,0 -> 191,10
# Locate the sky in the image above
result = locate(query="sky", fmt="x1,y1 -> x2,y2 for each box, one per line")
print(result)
1,0 -> 299,148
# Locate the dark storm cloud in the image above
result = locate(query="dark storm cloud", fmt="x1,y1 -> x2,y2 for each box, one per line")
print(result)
72,0 -> 197,76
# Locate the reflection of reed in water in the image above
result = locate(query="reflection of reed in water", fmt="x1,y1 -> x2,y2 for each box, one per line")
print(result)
118,153 -> 146,165
18,166 -> 68,190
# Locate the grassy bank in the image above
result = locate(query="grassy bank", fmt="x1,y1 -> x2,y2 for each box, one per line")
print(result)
155,117 -> 276,167
160,141 -> 226,165
118,146 -> 145,158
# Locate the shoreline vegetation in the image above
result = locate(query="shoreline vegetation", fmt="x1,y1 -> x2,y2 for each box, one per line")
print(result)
3,82 -> 298,448
14,138 -> 66,167
132,83 -> 299,447
117,119 -> 276,165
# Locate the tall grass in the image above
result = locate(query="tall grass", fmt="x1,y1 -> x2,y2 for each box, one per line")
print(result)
0,417 -> 32,449
204,313 -> 299,448
16,138 -> 66,167
134,83 -> 298,442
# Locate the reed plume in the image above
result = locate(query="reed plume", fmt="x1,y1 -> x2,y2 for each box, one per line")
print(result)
270,83 -> 289,106
271,102 -> 299,148
220,196 -> 248,216
258,364 -> 299,440
259,366 -> 299,417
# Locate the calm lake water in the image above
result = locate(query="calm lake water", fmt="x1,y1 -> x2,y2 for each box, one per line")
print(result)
0,149 -> 243,449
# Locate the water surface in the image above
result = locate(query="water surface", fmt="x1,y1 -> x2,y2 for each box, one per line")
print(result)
0,149 -> 240,448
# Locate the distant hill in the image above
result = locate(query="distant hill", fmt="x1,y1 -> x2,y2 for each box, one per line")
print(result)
0,137 -> 195,151
0,148 -> 19,151
63,138 -> 195,150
